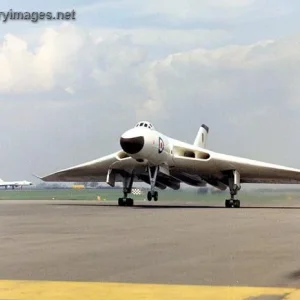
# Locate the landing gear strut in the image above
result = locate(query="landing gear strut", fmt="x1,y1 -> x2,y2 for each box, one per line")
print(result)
225,170 -> 241,208
118,174 -> 134,206
147,166 -> 159,201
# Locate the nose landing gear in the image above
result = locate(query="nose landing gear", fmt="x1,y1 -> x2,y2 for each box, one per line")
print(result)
147,166 -> 159,201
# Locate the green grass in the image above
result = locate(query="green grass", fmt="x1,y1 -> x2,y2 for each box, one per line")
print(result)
0,189 -> 121,200
0,188 -> 299,203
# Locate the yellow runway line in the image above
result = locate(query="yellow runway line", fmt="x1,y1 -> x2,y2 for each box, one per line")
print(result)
0,280 -> 299,300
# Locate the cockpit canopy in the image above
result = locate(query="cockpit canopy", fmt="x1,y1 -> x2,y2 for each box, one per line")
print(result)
135,121 -> 155,130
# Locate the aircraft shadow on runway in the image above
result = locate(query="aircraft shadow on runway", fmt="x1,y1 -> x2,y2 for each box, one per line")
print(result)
47,203 -> 300,210
287,269 -> 300,280
48,203 -> 219,209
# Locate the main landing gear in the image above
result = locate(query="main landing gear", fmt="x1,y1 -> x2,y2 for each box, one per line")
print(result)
147,166 -> 159,201
225,170 -> 241,208
118,174 -> 134,206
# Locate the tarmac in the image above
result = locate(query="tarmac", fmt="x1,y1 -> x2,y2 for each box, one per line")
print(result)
1,199 -> 300,299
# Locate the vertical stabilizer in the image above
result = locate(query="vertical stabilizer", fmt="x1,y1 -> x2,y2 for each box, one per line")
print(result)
193,124 -> 209,148
0,178 -> 3,182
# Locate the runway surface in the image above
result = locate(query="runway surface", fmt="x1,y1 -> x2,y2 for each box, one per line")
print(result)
1,199 -> 300,299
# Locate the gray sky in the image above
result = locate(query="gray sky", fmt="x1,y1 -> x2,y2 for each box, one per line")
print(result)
1,0 -> 300,184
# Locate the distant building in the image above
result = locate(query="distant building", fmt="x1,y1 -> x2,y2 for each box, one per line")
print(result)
72,184 -> 85,189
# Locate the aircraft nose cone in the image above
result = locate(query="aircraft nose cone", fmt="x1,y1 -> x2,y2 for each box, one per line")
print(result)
120,136 -> 144,154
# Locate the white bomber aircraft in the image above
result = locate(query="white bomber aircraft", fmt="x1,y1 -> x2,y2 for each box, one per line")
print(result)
0,179 -> 33,189
39,121 -> 300,208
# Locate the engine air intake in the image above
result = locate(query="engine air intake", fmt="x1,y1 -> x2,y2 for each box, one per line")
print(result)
120,136 -> 144,154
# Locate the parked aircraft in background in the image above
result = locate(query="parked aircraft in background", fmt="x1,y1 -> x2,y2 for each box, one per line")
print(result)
0,179 -> 33,189
38,121 -> 300,208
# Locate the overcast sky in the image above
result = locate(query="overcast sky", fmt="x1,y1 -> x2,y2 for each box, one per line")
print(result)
1,0 -> 300,184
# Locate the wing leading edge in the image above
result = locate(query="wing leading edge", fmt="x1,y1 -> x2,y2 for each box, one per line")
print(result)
39,151 -> 145,183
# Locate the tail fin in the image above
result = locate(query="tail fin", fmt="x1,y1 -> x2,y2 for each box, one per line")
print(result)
193,124 -> 209,148
0,178 -> 3,182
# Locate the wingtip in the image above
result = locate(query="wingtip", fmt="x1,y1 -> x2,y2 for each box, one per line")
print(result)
32,174 -> 43,180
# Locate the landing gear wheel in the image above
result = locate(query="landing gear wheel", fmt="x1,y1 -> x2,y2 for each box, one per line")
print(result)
225,199 -> 240,208
125,198 -> 134,206
225,199 -> 232,208
118,198 -> 125,206
233,200 -> 240,208
118,198 -> 134,206
147,191 -> 158,201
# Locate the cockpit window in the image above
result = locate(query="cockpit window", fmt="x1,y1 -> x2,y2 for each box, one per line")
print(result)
134,121 -> 155,130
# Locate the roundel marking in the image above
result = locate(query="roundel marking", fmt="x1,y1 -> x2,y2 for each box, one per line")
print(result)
158,137 -> 164,154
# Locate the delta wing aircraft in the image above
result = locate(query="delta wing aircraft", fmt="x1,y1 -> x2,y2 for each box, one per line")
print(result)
0,179 -> 33,189
39,121 -> 300,208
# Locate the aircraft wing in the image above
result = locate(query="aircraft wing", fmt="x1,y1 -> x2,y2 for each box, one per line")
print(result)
171,147 -> 300,186
39,151 -> 145,183
210,152 -> 300,184
39,144 -> 300,189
